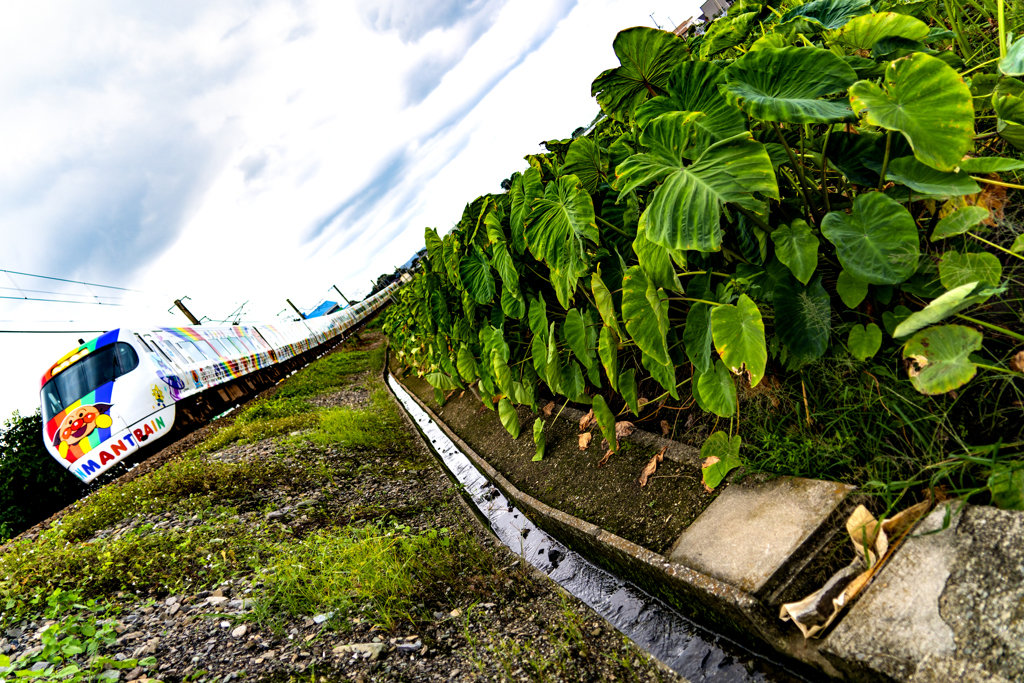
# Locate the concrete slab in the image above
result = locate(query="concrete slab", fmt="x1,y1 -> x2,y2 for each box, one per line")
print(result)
823,504 -> 1024,682
668,477 -> 854,595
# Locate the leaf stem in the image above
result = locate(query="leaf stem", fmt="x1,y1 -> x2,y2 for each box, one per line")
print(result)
967,232 -> 1024,262
878,130 -> 893,191
975,362 -> 1018,375
666,296 -> 725,307
971,176 -> 1024,190
956,314 -> 1024,342
998,0 -> 1007,59
820,126 -> 833,214
596,215 -> 632,238
733,205 -> 772,233
772,122 -> 815,224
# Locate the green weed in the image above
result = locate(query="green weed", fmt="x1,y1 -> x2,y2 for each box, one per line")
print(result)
275,348 -> 383,400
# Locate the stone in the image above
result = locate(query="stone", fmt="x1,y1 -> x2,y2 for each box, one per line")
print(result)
823,504 -> 1024,682
333,643 -> 387,661
668,476 -> 854,594
167,604 -> 180,617
266,511 -> 286,521
164,596 -> 178,606
220,621 -> 231,629
206,597 -> 230,608
231,625 -> 247,638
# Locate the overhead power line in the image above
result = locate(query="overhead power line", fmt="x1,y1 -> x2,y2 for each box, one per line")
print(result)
0,330 -> 108,334
0,295 -> 124,306
0,285 -> 125,301
1,269 -> 143,293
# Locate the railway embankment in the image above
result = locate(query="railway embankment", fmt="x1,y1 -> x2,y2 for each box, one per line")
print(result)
391,364 -> 1024,682
0,331 -> 685,682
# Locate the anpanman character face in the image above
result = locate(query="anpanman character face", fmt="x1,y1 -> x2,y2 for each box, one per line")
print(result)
54,403 -> 113,447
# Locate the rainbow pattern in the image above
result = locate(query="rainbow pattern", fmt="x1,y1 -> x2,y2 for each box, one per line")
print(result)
44,382 -> 115,462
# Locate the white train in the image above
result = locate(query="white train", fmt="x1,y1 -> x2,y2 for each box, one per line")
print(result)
39,282 -> 400,483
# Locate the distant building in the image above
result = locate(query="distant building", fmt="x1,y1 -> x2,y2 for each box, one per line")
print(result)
698,0 -> 732,21
305,300 -> 342,319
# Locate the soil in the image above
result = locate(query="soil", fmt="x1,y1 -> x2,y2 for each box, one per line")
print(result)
393,368 -> 719,556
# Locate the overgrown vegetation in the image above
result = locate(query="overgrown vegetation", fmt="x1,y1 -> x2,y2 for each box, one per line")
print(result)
384,0 -> 1024,507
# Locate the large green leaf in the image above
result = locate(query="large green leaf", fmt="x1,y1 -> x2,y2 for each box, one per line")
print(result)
849,53 -> 974,171
599,326 -> 620,391
563,360 -> 587,403
532,418 -> 546,461
957,157 -> 1024,173
700,11 -> 759,58
885,156 -> 980,195
831,11 -> 930,51
563,308 -> 594,369
939,250 -> 1003,289
710,294 -> 767,387
634,61 -> 747,157
616,114 -> 778,253
722,47 -> 858,123
988,463 -> 1024,510
528,294 -> 548,338
893,281 -> 995,337
848,323 -> 883,360
592,394 -> 618,453
561,138 -> 608,194
457,345 -> 478,383
683,301 -> 714,375
443,233 -> 463,289
510,169 -> 542,255
633,210 -> 684,293
903,324 -> 983,395
531,334 -> 547,377
836,270 -> 869,308
459,244 -> 496,304
490,242 -> 521,301
591,27 -> 691,123
777,0 -> 871,31
501,284 -> 524,319
694,360 -> 738,417
424,227 -> 445,274
492,351 -> 514,397
591,265 -> 623,337
1000,34 -> 1024,77
774,274 -> 832,362
642,351 -> 679,399
771,219 -> 819,285
498,398 -> 521,439
701,431 -> 743,491
621,266 -> 670,365
546,322 -> 563,393
526,174 -> 599,308
821,192 -> 920,284
931,206 -> 989,240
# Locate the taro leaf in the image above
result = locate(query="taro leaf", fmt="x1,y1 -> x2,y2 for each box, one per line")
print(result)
722,47 -> 858,124
592,264 -> 624,337
531,334 -> 548,377
988,463 -> 1024,510
957,157 -> 1024,173
564,360 -> 587,403
882,305 -> 912,336
994,78 -> 1024,125
777,0 -> 871,31
498,398 -> 521,439
501,285 -> 525,319
837,270 -> 869,308
491,242 -> 522,301
825,130 -> 883,185
562,138 -> 608,194
1000,34 -> 1024,77
774,274 -> 832,362
546,322 -> 563,393
634,61 -> 747,157
893,281 -> 993,338
430,289 -> 451,334
459,244 -> 496,305
528,293 -> 548,338
701,431 -> 743,491
849,53 -> 974,172
599,325 -> 620,391
749,33 -> 790,51
821,192 -> 920,285
592,394 -> 618,453
939,250 -> 1003,289
622,266 -> 671,365
903,324 -> 983,395
456,345 -> 479,383
700,11 -> 760,58
526,174 -> 599,308
425,227 -> 445,273
425,370 -> 460,392
615,113 -> 778,253
642,352 -> 679,400
931,206 -> 990,241
848,323 -> 883,360
591,27 -> 691,123
1013,234 -> 1024,254
771,219 -> 819,285
510,168 -> 542,255
563,308 -> 594,369
492,351 -> 514,397
683,300 -> 714,375
533,418 -> 546,461
619,368 -> 639,416
633,209 -> 685,293
831,11 -> 930,51
443,233 -> 463,289
885,156 -> 980,195
484,208 -> 506,245
710,294 -> 767,387
696,360 -> 738,417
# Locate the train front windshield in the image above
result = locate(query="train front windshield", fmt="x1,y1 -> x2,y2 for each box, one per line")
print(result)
41,344 -> 138,423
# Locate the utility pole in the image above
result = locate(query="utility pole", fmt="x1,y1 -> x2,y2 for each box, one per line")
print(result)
286,299 -> 306,320
332,285 -> 354,307
170,297 -> 202,325
649,12 -> 662,28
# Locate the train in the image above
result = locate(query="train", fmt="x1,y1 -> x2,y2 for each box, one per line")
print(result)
39,282 -> 401,484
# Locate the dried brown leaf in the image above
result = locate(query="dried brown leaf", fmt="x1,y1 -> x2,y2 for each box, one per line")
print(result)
639,446 -> 667,487
638,396 -> 649,408
615,421 -> 635,438
543,401 -> 555,417
660,420 -> 670,437
598,448 -> 613,467
1010,351 -> 1024,374
578,433 -> 592,450
579,409 -> 595,432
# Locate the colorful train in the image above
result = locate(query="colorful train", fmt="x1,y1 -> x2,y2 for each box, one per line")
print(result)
39,282 -> 400,483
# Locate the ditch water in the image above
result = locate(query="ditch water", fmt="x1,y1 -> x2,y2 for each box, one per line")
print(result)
387,375 -> 810,683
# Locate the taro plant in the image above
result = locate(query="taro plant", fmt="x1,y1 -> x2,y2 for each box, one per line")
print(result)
384,0 -> 1024,506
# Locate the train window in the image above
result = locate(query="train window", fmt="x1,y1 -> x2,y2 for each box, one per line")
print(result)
159,340 -> 191,367
41,344 -> 118,421
114,342 -> 139,377
236,336 -> 257,353
174,342 -> 199,364
226,338 -> 247,355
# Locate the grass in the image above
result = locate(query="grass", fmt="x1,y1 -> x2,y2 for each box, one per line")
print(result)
274,347 -> 383,400
299,384 -> 410,452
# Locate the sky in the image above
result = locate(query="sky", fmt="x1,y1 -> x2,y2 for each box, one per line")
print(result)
0,0 -> 700,422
